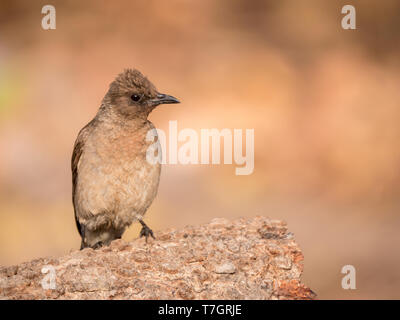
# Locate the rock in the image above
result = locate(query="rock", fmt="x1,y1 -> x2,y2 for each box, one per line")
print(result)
0,216 -> 316,300
213,262 -> 236,274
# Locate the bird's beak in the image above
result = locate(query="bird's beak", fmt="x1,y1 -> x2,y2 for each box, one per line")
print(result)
151,93 -> 180,106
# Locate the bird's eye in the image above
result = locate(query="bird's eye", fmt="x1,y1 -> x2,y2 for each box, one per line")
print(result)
131,94 -> 141,102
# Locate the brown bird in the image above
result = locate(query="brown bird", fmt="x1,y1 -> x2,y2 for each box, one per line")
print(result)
71,69 -> 179,249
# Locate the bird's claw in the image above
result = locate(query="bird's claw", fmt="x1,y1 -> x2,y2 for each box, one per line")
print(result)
91,241 -> 104,249
140,225 -> 155,243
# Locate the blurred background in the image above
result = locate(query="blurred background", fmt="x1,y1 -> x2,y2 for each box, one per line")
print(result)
0,0 -> 399,299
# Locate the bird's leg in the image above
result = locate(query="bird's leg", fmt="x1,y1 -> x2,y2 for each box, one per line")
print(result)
139,220 -> 155,243
80,225 -> 87,250
80,226 -> 104,250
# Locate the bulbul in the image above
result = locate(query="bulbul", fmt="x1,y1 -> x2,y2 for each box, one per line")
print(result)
72,69 -> 179,249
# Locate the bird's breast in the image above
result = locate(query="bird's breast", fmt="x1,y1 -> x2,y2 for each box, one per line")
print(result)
76,122 -> 161,221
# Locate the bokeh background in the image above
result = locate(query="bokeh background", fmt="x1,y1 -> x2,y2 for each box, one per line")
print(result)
0,0 -> 399,299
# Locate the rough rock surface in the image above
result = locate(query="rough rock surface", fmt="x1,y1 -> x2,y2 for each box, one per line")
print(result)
0,216 -> 316,299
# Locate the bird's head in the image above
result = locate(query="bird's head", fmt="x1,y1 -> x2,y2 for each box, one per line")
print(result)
104,68 -> 180,119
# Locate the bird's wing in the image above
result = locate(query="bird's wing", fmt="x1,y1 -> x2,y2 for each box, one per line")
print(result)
71,119 -> 95,237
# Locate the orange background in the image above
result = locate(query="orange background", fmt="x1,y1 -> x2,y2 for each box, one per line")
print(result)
0,0 -> 399,299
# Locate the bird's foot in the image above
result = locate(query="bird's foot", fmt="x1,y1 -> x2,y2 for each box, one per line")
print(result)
91,241 -> 104,249
139,220 -> 155,243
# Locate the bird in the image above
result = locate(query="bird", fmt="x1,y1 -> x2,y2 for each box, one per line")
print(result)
71,68 -> 180,249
